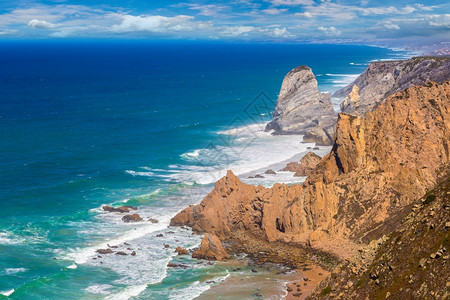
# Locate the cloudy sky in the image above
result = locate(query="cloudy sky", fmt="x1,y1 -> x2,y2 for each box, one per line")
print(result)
0,0 -> 448,43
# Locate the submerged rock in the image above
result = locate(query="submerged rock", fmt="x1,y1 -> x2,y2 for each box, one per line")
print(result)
102,205 -> 138,213
96,249 -> 113,254
175,246 -> 189,255
122,214 -> 142,223
167,262 -> 189,268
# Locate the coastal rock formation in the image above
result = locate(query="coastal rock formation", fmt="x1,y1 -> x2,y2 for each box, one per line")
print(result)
308,174 -> 450,299
102,205 -> 138,213
339,84 -> 360,114
122,214 -> 142,223
96,248 -> 113,254
265,66 -> 337,145
171,81 -> 450,259
192,233 -> 230,261
175,246 -> 189,255
335,56 -> 450,115
282,151 -> 322,176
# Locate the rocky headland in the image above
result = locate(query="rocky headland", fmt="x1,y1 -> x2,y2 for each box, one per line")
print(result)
170,56 -> 449,297
335,56 -> 450,116
265,66 -> 337,145
172,81 -> 449,255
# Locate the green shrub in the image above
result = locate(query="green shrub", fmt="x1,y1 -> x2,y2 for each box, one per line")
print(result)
356,278 -> 364,288
423,194 -> 436,205
321,286 -> 332,296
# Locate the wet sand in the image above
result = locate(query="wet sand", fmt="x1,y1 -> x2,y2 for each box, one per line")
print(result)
194,229 -> 339,299
196,256 -> 329,299
284,264 -> 329,299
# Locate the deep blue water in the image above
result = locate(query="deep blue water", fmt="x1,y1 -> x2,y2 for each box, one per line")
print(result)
0,41 -> 409,299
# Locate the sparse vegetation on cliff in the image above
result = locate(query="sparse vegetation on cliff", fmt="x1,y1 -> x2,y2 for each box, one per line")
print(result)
308,172 -> 450,299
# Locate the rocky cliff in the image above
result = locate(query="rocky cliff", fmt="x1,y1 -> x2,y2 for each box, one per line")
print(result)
282,151 -> 322,177
308,173 -> 450,299
265,66 -> 337,145
335,56 -> 450,116
171,81 -> 450,259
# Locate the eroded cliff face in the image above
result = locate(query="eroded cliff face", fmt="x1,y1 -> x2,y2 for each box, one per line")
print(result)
265,66 -> 337,145
335,56 -> 450,116
282,151 -> 322,177
172,82 -> 450,259
308,173 -> 450,299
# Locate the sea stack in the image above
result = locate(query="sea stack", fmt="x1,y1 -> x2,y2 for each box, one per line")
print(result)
265,66 -> 337,145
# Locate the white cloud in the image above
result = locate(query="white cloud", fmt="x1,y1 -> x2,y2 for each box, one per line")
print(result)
185,4 -> 228,16
268,0 -> 314,6
0,1 -> 447,41
294,11 -> 313,18
427,14 -> 450,27
358,5 -> 416,15
220,25 -> 294,39
306,3 -> 357,20
415,4 -> 438,11
298,3 -> 420,21
265,27 -> 293,37
317,26 -> 341,36
0,29 -> 18,35
110,15 -> 211,33
380,21 -> 400,30
220,25 -> 254,37
262,8 -> 288,14
28,19 -> 57,29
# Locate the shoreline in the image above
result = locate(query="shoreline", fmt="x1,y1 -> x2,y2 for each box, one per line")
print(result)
196,230 -> 340,299
194,239 -> 331,300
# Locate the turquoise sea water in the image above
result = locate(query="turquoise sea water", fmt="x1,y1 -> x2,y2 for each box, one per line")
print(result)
0,42 -> 410,299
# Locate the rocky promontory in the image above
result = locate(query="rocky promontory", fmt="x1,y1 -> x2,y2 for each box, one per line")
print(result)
265,66 -> 337,145
335,56 -> 450,115
172,81 -> 450,260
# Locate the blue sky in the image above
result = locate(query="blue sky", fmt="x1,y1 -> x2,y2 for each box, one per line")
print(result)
0,0 -> 448,43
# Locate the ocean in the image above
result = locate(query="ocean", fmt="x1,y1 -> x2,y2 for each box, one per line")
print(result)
0,41 -> 410,299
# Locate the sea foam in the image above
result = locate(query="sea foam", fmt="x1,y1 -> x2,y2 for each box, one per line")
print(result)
0,289 -> 14,297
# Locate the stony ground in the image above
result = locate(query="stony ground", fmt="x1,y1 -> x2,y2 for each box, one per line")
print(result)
307,172 -> 450,299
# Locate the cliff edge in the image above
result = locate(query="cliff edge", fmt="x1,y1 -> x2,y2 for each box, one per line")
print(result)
334,56 -> 450,116
172,81 -> 450,259
308,173 -> 450,299
265,66 -> 337,145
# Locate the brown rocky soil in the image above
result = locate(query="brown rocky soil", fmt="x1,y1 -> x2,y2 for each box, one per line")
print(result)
285,265 -> 329,300
308,173 -> 450,299
171,81 -> 450,261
